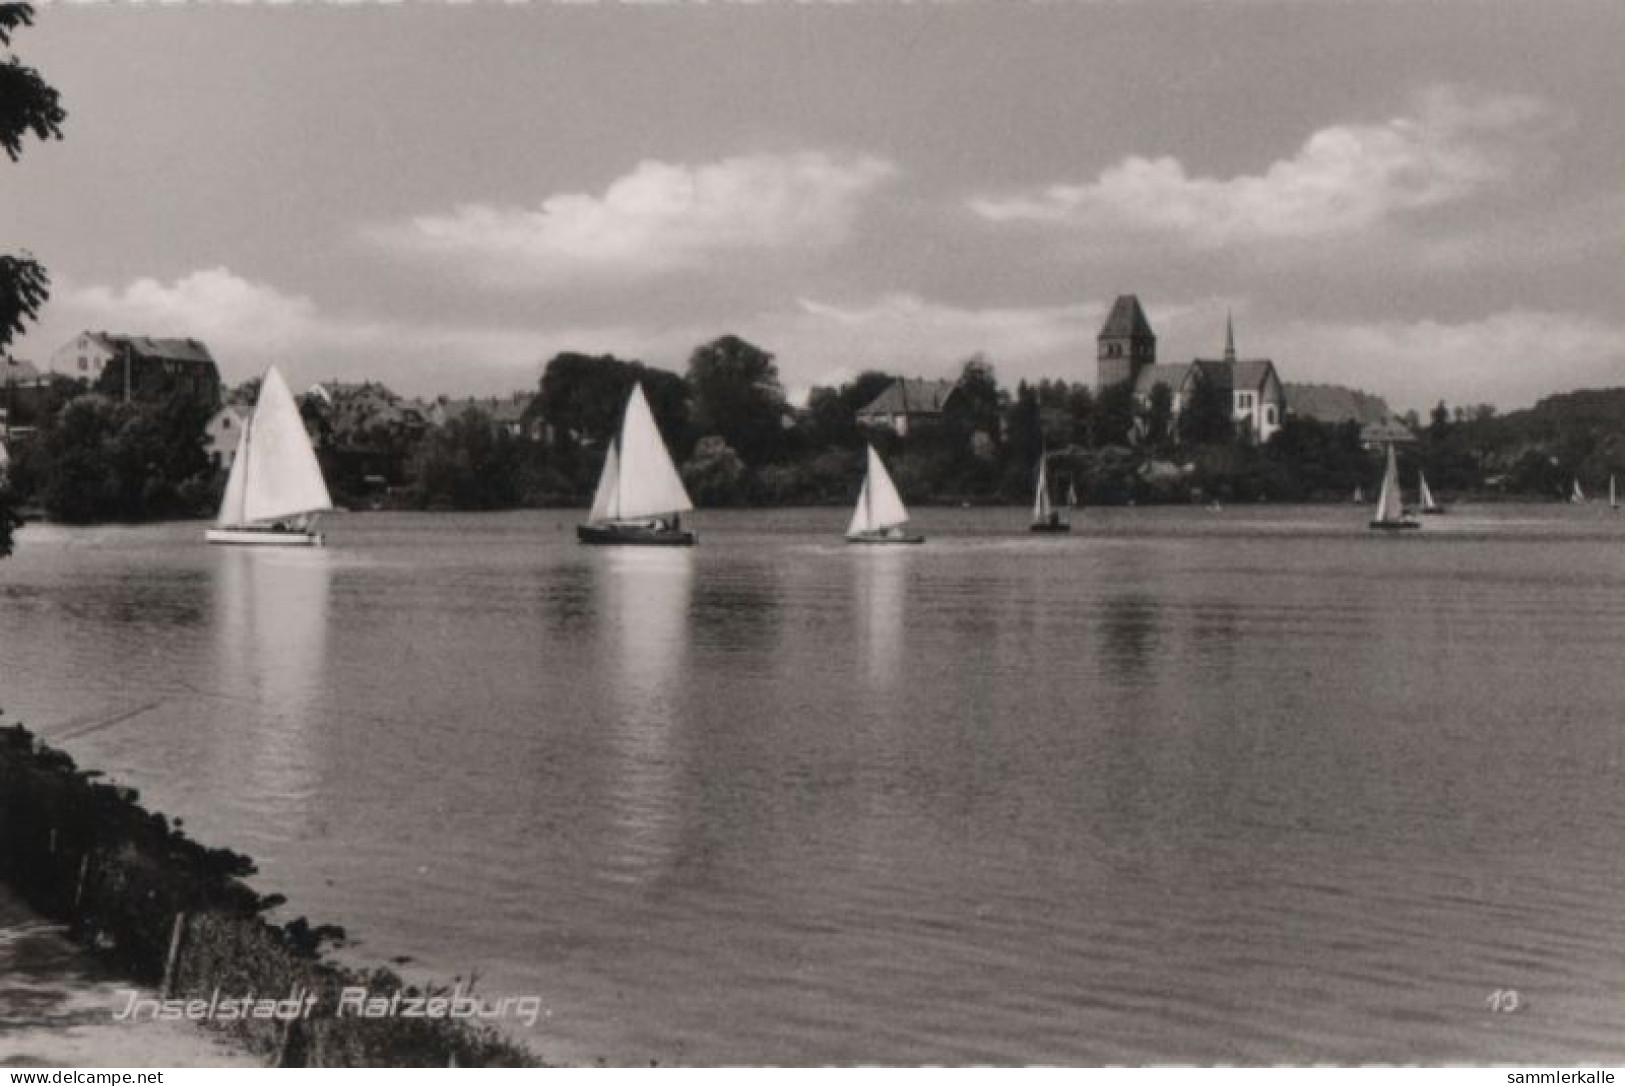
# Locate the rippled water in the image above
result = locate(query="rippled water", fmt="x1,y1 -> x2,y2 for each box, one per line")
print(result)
3,505 -> 1624,1064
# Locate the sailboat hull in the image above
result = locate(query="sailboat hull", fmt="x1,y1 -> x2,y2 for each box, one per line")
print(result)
1028,520 -> 1071,533
1367,519 -> 1421,532
577,522 -> 696,546
846,530 -> 924,545
206,525 -> 324,547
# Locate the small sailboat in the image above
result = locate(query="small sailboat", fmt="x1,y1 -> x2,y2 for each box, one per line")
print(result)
1417,471 -> 1446,515
847,444 -> 923,544
1066,479 -> 1079,509
206,365 -> 333,546
1029,452 -> 1069,533
1352,485 -> 1365,504
578,382 -> 695,546
1611,475 -> 1618,511
1570,478 -> 1587,504
1368,443 -> 1420,532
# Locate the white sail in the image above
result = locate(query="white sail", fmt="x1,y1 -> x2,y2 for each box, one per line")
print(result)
588,440 -> 621,522
1418,472 -> 1436,511
1374,444 -> 1405,523
609,383 -> 692,521
1033,456 -> 1053,520
1066,480 -> 1078,507
849,445 -> 910,536
1612,475 -> 1618,509
1572,479 -> 1586,503
220,365 -> 333,526
216,424 -> 250,527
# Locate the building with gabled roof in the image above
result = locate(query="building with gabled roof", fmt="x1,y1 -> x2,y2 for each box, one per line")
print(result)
49,332 -> 222,405
855,377 -> 960,437
1108,304 -> 1286,442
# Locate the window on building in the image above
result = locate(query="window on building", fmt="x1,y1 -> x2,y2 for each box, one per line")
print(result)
1265,405 -> 1277,425
78,357 -> 88,372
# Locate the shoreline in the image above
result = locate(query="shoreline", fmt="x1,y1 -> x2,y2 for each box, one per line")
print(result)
0,723 -> 541,1068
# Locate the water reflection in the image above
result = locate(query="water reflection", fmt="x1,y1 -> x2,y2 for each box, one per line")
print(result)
594,548 -> 694,884
209,548 -> 333,837
851,550 -> 910,692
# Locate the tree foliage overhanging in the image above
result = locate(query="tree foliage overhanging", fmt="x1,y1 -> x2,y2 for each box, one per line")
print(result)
1,3 -> 65,555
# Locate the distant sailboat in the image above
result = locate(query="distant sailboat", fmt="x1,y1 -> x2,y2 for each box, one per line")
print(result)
1611,475 -> 1618,511
1368,444 -> 1420,532
1066,479 -> 1079,509
206,365 -> 333,546
847,445 -> 923,544
1417,471 -> 1446,515
1352,485 -> 1365,504
578,383 -> 696,545
1029,452 -> 1069,533
1571,478 -> 1587,504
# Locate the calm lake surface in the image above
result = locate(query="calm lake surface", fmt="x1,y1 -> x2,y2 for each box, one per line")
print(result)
3,505 -> 1625,1064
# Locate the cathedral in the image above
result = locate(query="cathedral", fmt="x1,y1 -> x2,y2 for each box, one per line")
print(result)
1095,295 -> 1285,443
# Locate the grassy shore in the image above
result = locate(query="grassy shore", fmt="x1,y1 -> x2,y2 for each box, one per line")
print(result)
0,723 -> 540,1068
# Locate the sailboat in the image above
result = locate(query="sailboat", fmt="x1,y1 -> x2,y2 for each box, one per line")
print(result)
578,383 -> 695,546
1352,485 -> 1365,504
1368,443 -> 1420,532
1029,452 -> 1069,533
1611,475 -> 1618,511
206,365 -> 333,546
1570,478 -> 1587,504
847,445 -> 923,544
1417,471 -> 1446,515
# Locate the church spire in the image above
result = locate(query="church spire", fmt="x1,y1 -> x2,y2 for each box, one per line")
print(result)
1224,310 -> 1236,364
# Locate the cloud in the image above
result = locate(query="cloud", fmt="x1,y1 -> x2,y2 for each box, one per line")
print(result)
371,151 -> 898,287
734,293 -> 1102,393
970,87 -> 1552,248
1268,310 -> 1625,412
49,267 -> 563,391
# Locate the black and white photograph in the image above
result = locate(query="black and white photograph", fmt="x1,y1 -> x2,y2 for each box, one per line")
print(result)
3,0 -> 1625,1071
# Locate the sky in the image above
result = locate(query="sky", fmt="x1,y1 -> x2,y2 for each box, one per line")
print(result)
5,0 -> 1625,412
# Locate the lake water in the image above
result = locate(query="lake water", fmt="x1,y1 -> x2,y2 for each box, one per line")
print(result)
3,505 -> 1624,1064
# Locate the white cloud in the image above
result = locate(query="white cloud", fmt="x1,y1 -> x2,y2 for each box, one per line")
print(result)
372,151 -> 898,287
970,87 -> 1551,248
1268,310 -> 1625,412
45,267 -> 564,392
736,293 -> 1102,391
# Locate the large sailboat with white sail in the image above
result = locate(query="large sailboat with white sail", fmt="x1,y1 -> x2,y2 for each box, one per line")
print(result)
847,445 -> 923,545
206,365 -> 334,546
1368,444 -> 1420,532
578,383 -> 696,546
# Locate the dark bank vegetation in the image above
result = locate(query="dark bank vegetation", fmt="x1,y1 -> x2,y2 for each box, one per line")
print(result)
0,722 -> 540,1067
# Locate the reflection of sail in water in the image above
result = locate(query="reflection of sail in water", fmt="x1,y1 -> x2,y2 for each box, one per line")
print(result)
853,551 -> 908,690
597,547 -> 692,883
211,549 -> 333,838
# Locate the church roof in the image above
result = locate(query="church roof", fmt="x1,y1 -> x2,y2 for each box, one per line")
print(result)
1099,295 -> 1155,340
1190,357 -> 1278,393
1132,363 -> 1191,398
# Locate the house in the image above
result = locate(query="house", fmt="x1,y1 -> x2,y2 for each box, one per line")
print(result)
1102,299 -> 1285,442
307,380 -> 425,444
205,402 -> 252,468
49,332 -> 222,406
855,378 -> 959,437
1285,383 -> 1415,447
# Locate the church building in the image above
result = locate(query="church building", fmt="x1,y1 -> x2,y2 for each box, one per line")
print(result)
1095,294 -> 1285,443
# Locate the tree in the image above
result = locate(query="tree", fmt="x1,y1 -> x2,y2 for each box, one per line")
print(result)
685,334 -> 787,466
1145,383 -> 1174,448
1179,372 -> 1234,447
0,4 -> 66,554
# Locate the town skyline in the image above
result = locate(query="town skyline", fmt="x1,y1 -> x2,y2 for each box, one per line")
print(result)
6,1 -> 1624,413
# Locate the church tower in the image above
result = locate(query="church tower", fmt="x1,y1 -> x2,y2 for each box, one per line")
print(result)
1097,294 -> 1157,391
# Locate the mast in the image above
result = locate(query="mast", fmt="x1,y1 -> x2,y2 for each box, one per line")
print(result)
1374,444 -> 1405,523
